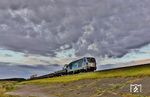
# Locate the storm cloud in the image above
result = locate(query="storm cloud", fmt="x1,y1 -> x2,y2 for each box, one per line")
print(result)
0,0 -> 150,58
0,62 -> 62,79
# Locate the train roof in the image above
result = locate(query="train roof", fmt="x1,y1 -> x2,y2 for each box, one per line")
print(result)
68,57 -> 96,64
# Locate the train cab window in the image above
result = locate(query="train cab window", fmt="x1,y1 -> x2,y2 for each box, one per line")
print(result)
69,63 -> 72,69
78,59 -> 83,67
83,58 -> 86,62
87,58 -> 96,63
71,62 -> 78,69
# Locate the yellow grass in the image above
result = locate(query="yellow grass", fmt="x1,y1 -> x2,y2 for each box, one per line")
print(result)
0,81 -> 19,97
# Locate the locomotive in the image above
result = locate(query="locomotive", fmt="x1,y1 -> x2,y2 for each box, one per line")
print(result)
30,57 -> 97,80
55,57 -> 97,76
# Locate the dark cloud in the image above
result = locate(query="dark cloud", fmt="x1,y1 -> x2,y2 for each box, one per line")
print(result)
0,0 -> 150,58
0,62 -> 62,79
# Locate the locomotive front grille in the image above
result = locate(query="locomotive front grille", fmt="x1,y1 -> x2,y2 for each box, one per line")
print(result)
88,63 -> 96,67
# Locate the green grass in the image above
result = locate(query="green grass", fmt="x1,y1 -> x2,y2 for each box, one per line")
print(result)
21,64 -> 150,84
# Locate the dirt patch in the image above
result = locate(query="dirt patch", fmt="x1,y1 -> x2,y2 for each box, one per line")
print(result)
7,77 -> 150,97
6,85 -> 56,97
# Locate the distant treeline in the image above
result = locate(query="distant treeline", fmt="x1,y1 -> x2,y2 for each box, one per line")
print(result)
0,78 -> 26,82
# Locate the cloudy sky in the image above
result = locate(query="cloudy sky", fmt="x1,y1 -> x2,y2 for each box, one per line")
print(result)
0,0 -> 150,78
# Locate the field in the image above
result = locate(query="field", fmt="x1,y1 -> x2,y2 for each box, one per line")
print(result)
2,64 -> 150,97
22,64 -> 150,84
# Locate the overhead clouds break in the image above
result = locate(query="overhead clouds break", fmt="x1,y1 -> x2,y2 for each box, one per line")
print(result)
0,0 -> 150,58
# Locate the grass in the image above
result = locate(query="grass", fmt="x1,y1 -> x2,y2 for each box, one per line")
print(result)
0,81 -> 19,97
21,64 -> 150,84
121,93 -> 148,97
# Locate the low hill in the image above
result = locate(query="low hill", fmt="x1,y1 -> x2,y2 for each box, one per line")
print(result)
0,78 -> 26,82
22,63 -> 150,84
5,63 -> 150,97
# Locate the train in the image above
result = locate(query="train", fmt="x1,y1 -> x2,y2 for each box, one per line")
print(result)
30,57 -> 97,80
55,57 -> 97,75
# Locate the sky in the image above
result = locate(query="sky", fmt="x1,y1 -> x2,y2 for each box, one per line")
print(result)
0,0 -> 150,79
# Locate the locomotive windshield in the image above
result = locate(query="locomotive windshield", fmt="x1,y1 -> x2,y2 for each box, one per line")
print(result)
87,58 -> 96,63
